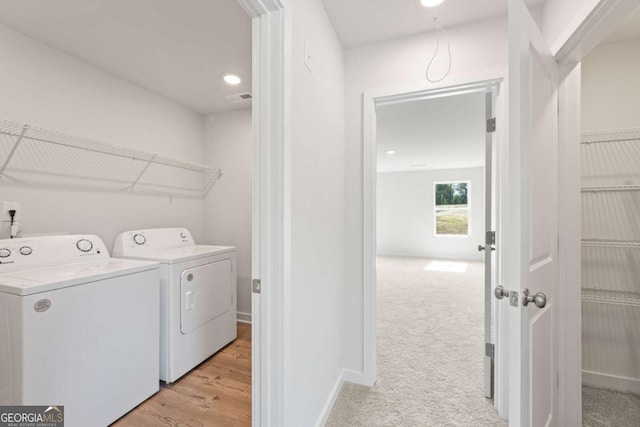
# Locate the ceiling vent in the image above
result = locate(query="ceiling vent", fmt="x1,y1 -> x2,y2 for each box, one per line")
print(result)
226,92 -> 253,103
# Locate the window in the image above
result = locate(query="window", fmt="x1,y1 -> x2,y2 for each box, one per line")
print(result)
434,182 -> 470,236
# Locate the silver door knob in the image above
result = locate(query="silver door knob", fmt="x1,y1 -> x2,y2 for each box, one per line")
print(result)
494,285 -> 509,299
478,245 -> 496,252
522,288 -> 546,308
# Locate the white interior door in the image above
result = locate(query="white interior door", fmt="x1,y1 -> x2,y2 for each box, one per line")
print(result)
506,0 -> 559,426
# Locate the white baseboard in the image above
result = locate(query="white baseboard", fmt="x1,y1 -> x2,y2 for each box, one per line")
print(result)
315,369 -> 347,427
237,311 -> 252,323
583,370 -> 640,394
342,368 -> 369,386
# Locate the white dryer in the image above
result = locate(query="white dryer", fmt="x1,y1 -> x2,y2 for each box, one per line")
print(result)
0,234 -> 160,427
113,228 -> 237,383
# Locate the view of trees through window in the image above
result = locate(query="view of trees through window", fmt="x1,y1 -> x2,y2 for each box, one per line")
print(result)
435,182 -> 469,235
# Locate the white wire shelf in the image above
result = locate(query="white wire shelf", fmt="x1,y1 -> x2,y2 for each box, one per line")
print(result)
582,288 -> 640,307
0,119 -> 221,198
581,184 -> 640,193
581,128 -> 640,145
582,239 -> 640,249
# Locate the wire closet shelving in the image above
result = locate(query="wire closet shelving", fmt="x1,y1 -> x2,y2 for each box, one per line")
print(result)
0,119 -> 221,198
580,127 -> 640,307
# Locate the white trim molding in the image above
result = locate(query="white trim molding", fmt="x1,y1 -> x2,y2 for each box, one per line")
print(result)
555,0 -> 640,65
240,1 -> 287,427
556,62 -> 583,427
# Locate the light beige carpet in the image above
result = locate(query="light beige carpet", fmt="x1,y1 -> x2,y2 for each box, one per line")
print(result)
327,256 -> 505,427
583,386 -> 640,426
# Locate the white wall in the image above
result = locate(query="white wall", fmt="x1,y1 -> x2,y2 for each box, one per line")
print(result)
377,168 -> 484,261
580,38 -> 640,392
344,16 -> 508,375
285,0 -> 346,425
204,108 -> 252,322
582,38 -> 640,131
0,24 -> 206,249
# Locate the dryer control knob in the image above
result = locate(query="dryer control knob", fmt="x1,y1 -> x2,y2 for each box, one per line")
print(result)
76,239 -> 93,252
180,231 -> 186,239
133,234 -> 146,245
0,248 -> 10,258
19,246 -> 32,256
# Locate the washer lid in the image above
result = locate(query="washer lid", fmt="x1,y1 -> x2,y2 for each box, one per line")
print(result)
114,245 -> 235,264
0,258 -> 159,296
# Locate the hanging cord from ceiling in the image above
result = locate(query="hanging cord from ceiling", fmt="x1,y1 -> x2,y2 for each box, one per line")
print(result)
425,14 -> 452,82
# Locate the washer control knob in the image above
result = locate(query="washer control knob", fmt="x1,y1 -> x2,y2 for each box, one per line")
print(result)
76,239 -> 93,252
19,246 -> 32,256
133,234 -> 146,245
0,248 -> 10,258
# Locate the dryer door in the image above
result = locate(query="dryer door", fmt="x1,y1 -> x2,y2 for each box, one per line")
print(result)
180,259 -> 232,334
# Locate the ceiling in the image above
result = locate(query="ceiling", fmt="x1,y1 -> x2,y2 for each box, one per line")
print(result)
0,0 -> 251,115
604,4 -> 640,44
321,0 -> 544,49
377,92 -> 485,173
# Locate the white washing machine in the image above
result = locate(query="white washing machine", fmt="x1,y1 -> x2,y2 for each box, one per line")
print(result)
0,234 -> 160,427
113,228 -> 237,383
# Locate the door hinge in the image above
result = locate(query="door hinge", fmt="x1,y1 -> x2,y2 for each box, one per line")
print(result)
486,231 -> 496,245
485,343 -> 495,358
252,278 -> 261,294
487,117 -> 496,133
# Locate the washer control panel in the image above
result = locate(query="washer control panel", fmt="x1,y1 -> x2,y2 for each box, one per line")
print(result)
0,235 -> 108,272
113,228 -> 195,255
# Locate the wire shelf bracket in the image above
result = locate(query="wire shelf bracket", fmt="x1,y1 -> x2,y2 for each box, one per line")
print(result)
0,124 -> 28,177
128,154 -> 157,190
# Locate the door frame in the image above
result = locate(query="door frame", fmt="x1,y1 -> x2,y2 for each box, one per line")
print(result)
553,1 -> 640,426
361,70 -> 509,418
236,1 -> 287,426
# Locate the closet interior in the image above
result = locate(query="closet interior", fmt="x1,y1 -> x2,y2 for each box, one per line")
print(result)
580,10 -> 640,423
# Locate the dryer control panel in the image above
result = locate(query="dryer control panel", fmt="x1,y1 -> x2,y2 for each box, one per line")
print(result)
0,234 -> 109,273
113,228 -> 195,255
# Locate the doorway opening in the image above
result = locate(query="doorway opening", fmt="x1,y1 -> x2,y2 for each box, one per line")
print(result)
0,0 -> 258,425
579,5 -> 640,425
375,91 -> 497,424
333,78 -> 506,424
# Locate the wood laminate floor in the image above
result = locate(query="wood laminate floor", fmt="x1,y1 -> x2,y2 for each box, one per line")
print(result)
113,323 -> 251,427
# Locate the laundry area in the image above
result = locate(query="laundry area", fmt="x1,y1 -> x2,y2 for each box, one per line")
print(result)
0,1 -> 253,426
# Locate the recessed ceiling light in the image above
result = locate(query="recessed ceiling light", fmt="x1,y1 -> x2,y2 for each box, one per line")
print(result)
223,74 -> 242,85
420,0 -> 445,7
410,163 -> 427,167
385,150 -> 396,155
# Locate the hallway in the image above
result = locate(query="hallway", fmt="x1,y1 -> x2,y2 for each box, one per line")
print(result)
328,256 -> 504,426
